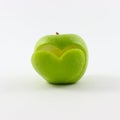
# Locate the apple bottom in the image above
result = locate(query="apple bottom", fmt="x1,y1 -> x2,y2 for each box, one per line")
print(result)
31,49 -> 86,85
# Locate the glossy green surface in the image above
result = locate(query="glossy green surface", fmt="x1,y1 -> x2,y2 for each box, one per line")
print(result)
31,34 -> 88,84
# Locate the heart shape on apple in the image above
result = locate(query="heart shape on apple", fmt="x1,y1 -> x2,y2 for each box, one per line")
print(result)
31,33 -> 88,84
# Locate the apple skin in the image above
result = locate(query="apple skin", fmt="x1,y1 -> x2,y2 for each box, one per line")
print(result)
31,34 -> 88,84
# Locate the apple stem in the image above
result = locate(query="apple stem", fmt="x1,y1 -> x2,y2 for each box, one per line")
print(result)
56,32 -> 59,35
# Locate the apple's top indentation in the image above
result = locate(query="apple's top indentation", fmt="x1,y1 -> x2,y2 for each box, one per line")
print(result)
56,32 -> 59,35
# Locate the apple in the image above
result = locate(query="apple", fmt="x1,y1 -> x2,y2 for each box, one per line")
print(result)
31,33 -> 88,84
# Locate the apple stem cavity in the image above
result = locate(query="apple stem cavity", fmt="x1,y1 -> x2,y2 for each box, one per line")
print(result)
56,32 -> 59,35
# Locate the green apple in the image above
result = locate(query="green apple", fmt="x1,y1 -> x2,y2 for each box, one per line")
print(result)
31,33 -> 88,84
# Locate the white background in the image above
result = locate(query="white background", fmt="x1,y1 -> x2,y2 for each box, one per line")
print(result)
0,0 -> 120,119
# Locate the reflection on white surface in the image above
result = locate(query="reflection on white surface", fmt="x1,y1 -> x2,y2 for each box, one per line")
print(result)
0,74 -> 120,93
0,74 -> 120,120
